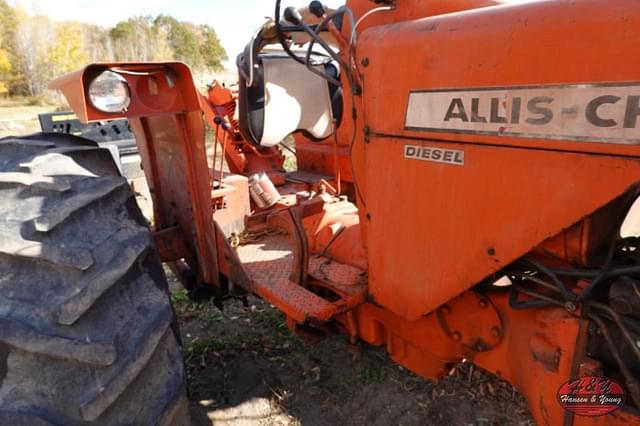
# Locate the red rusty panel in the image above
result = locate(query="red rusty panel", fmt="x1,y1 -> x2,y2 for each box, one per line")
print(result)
130,110 -> 218,284
153,226 -> 193,262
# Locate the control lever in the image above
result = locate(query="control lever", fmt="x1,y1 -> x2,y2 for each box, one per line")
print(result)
309,1 -> 326,18
283,6 -> 304,24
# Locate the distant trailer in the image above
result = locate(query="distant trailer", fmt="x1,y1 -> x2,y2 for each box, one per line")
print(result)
38,111 -> 143,179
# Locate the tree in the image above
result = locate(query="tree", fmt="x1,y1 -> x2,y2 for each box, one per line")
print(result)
15,14 -> 55,96
0,2 -> 11,93
154,15 -> 202,67
199,25 -> 227,70
81,24 -> 113,63
153,16 -> 227,70
0,41 -> 11,94
0,0 -> 21,94
48,23 -> 90,77
0,3 -> 228,96
110,16 -> 151,61
110,16 -> 172,62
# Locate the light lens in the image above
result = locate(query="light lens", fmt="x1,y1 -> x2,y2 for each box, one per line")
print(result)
88,71 -> 131,113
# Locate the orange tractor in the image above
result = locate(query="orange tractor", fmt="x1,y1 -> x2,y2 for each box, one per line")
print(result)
2,0 -> 640,424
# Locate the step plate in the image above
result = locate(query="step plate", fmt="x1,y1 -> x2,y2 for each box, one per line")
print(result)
235,234 -> 366,322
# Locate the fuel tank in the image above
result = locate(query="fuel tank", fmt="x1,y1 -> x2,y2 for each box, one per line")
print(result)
356,0 -> 640,320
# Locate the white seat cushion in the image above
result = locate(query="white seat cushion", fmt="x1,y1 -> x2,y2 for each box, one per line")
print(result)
260,57 -> 335,146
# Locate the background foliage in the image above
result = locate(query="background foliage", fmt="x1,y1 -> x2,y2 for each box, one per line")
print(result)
0,0 -> 227,96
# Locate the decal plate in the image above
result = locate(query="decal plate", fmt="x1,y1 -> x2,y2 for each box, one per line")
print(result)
405,83 -> 640,144
404,145 -> 464,166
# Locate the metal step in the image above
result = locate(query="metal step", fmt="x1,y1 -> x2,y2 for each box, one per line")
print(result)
235,233 -> 366,323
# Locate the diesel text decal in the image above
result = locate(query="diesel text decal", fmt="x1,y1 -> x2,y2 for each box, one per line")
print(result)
404,145 -> 464,166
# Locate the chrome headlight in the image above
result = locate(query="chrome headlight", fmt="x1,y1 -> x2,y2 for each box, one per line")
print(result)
88,70 -> 131,113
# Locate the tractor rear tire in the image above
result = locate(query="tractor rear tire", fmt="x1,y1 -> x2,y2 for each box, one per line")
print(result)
0,133 -> 189,425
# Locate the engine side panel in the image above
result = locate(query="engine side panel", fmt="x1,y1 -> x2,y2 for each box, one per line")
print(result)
357,0 -> 640,320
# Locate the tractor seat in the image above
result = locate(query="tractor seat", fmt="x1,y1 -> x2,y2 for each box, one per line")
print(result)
238,53 -> 343,147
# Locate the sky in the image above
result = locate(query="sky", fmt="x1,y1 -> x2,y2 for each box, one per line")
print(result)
9,0 -> 344,68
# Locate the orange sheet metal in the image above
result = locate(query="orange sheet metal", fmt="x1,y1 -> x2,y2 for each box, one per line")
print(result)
49,62 -> 200,123
352,290 -> 637,426
354,0 -> 640,320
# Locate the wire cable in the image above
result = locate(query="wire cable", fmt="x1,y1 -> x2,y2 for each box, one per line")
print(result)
349,6 -> 394,46
348,95 -> 366,208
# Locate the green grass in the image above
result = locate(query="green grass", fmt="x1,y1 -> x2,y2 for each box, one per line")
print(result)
281,135 -> 297,172
0,96 -> 63,138
254,308 -> 287,332
0,96 -> 47,108
186,336 -> 236,361
185,333 -> 270,362
170,289 -> 189,305
360,364 -> 388,384
202,309 -> 224,326
170,289 -> 208,316
283,155 -> 297,172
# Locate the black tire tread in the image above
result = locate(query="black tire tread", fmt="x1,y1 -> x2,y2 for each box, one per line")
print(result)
32,176 -> 126,233
0,134 -> 188,425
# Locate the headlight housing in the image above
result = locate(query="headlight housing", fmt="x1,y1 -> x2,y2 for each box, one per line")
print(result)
88,70 -> 131,113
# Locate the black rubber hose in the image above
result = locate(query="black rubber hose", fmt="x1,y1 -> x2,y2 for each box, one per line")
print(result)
524,257 -> 577,301
508,286 -> 555,310
589,314 -> 640,407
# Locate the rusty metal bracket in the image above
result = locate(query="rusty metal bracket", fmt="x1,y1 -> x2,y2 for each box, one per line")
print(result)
266,207 -> 310,287
215,223 -> 253,292
244,197 -> 325,288
153,226 -> 193,261
436,291 -> 504,354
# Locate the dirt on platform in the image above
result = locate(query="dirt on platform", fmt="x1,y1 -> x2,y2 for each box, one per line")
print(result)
167,271 -> 534,426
